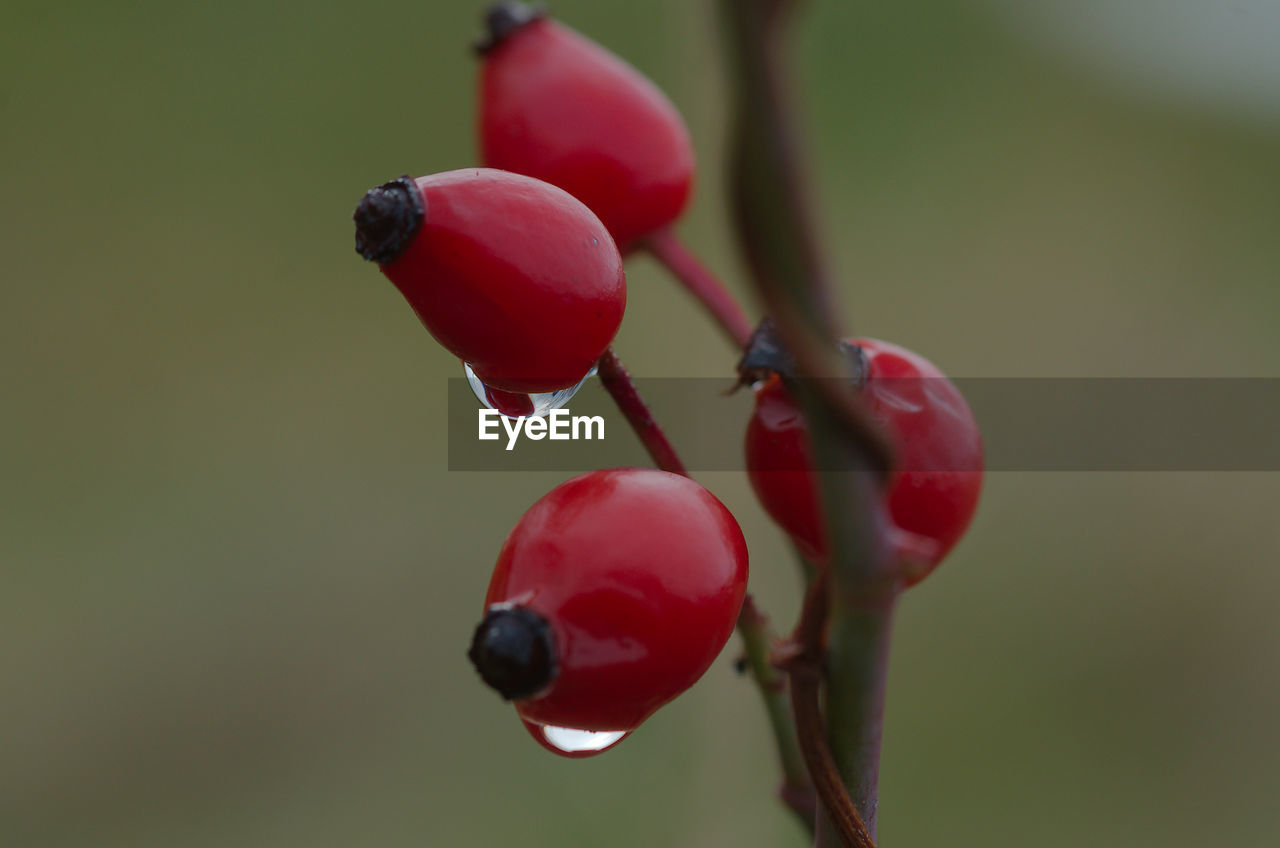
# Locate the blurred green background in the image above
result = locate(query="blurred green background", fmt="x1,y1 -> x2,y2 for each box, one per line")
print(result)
3,1 -> 1279,846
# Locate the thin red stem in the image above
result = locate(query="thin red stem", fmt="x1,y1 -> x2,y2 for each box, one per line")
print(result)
645,228 -> 755,348
595,348 -> 688,476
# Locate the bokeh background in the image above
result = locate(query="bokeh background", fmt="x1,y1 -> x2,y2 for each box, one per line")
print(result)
4,1 -> 1279,846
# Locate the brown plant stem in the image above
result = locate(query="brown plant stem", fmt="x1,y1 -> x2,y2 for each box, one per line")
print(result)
645,228 -> 755,348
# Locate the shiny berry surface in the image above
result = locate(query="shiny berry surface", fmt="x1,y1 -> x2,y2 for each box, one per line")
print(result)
355,168 -> 625,394
745,338 -> 983,579
479,13 -> 695,252
476,469 -> 748,736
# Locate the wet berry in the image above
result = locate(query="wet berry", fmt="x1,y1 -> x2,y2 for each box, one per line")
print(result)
469,468 -> 749,754
354,169 -> 625,394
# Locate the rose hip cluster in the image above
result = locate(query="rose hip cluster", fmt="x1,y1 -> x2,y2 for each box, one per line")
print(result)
350,3 -> 982,760
353,4 -> 742,756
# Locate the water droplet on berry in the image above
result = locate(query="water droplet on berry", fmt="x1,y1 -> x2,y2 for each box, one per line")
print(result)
465,362 -> 596,419
520,717 -> 629,758
543,724 -> 626,752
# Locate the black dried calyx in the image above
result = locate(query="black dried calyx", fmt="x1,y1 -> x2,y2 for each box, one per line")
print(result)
734,317 -> 868,391
474,2 -> 546,55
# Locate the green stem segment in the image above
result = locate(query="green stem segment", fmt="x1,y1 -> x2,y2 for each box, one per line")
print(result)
777,574 -> 876,848
821,599 -> 896,838
737,596 -> 814,831
801,397 -> 897,847
792,672 -> 876,848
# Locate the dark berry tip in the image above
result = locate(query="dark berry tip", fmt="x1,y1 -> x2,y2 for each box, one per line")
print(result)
735,317 -> 797,388
474,2 -> 546,55
353,175 -> 425,265
468,605 -> 558,701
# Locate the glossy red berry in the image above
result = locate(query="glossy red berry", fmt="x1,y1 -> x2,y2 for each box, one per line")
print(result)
476,3 -> 695,252
353,168 -> 625,394
745,339 -> 983,582
468,469 -> 748,755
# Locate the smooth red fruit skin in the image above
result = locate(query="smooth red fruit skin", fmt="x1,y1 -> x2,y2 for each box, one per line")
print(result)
745,339 -> 983,579
480,18 -> 694,253
485,469 -> 748,732
381,169 -> 625,394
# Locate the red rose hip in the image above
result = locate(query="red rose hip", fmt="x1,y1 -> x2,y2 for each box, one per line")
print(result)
745,338 -> 983,582
353,168 -> 625,394
476,3 -> 695,252
468,468 -> 749,756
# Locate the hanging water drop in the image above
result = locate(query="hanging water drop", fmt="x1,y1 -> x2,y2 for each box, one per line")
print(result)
543,725 -> 625,752
520,717 -> 629,758
465,362 -> 596,419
